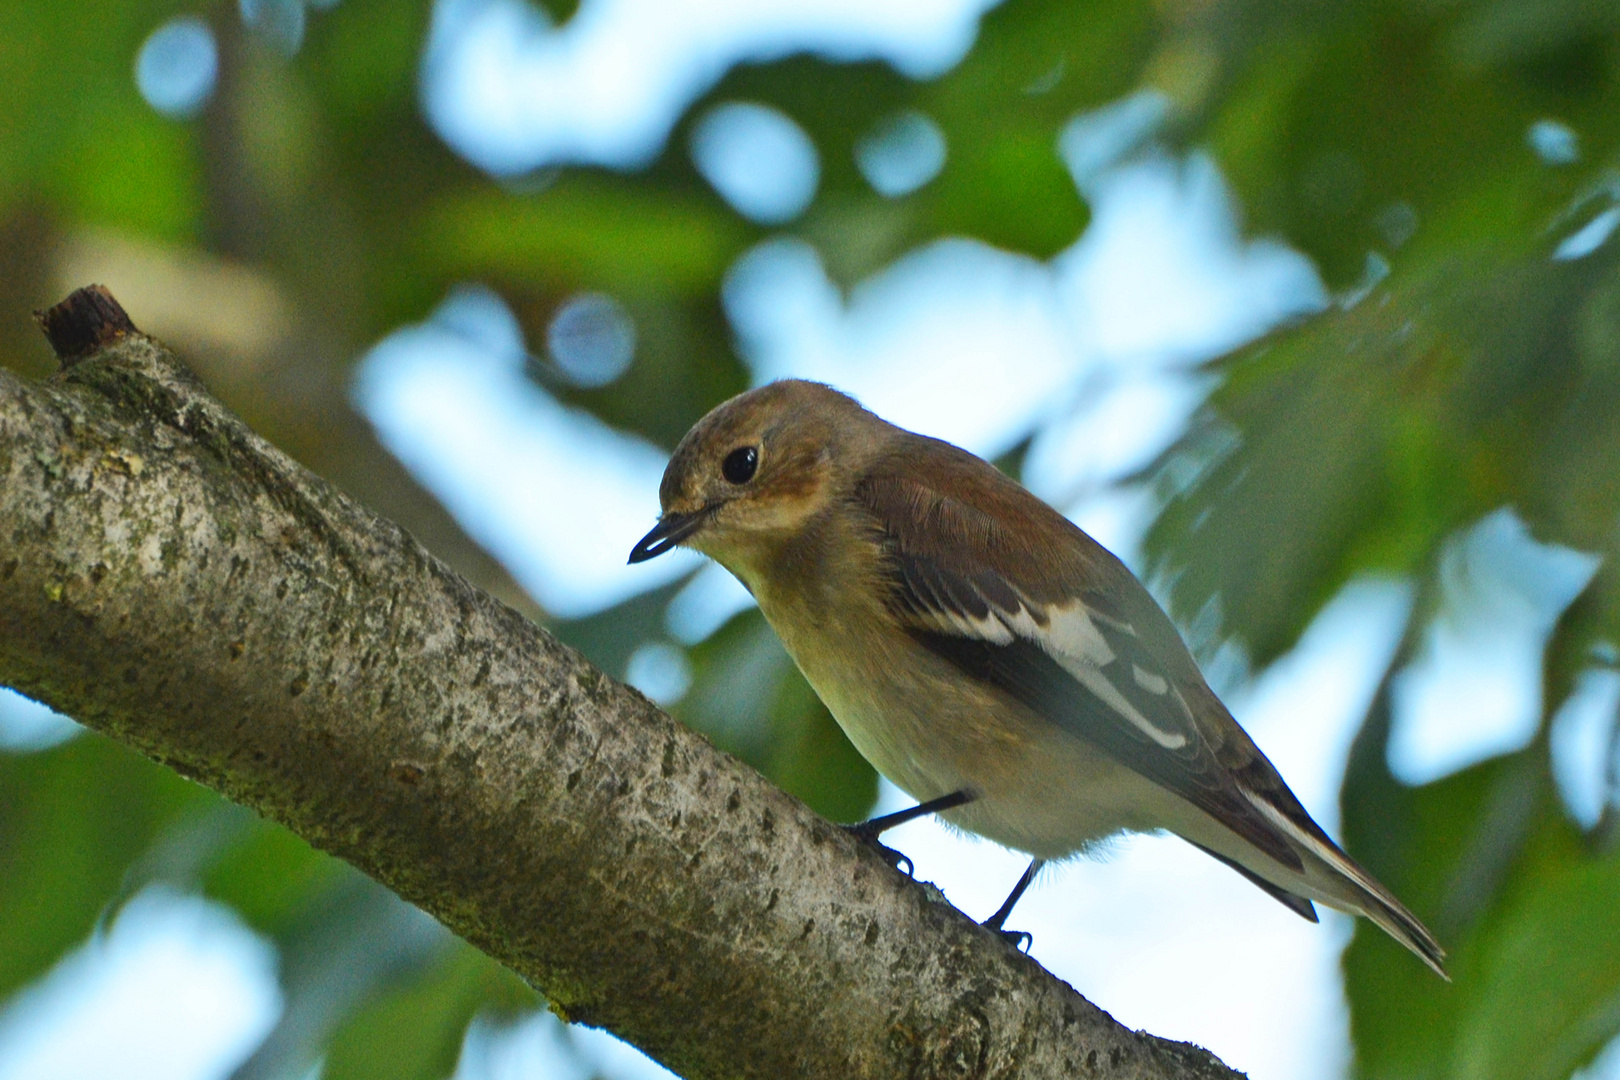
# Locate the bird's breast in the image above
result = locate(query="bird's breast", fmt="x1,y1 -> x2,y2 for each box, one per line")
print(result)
753,578 -> 1160,858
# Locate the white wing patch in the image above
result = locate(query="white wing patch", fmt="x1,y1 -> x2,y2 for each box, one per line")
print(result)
1132,665 -> 1169,695
897,562 -> 1194,752
938,605 -> 1016,644
995,598 -> 1190,752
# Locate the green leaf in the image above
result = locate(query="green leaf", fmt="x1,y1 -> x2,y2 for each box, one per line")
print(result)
1190,0 -> 1620,283
322,943 -> 537,1080
0,732 -> 207,1000
675,610 -> 793,768
674,608 -> 877,822
227,871 -> 450,1080
422,178 -> 752,298
1341,593 -> 1620,1080
203,814 -> 347,938
1452,845 -> 1620,1080
766,666 -> 877,825
0,0 -> 204,239
1148,225 -> 1620,666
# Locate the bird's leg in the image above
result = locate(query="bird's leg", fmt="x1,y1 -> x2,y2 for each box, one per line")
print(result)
842,789 -> 975,875
982,858 -> 1044,950
849,789 -> 975,837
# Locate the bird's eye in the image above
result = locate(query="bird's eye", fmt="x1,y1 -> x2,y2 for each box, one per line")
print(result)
722,446 -> 759,484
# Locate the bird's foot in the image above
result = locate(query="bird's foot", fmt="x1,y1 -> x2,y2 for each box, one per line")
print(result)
841,822 -> 913,876
987,925 -> 1033,952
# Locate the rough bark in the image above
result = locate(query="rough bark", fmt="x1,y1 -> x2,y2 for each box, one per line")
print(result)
0,287 -> 1242,1080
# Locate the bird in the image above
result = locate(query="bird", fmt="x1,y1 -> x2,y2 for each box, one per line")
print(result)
628,378 -> 1446,977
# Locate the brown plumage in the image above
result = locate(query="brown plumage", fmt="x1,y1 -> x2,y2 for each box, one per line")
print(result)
630,379 -> 1446,977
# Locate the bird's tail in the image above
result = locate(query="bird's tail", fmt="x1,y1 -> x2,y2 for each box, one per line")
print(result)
1311,842 -> 1448,980
1242,797 -> 1449,979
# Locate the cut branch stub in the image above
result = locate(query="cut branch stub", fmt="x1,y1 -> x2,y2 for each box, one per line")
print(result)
33,284 -> 138,366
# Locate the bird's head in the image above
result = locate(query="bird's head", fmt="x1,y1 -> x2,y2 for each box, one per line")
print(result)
628,380 -> 868,571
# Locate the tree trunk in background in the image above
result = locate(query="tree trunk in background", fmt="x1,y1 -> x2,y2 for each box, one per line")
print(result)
0,287 -> 1240,1080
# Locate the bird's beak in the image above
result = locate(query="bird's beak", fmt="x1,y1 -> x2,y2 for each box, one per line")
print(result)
628,508 -> 711,564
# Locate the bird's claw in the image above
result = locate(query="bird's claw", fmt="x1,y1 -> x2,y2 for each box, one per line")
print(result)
990,926 -> 1033,952
841,823 -> 914,876
981,907 -> 1034,951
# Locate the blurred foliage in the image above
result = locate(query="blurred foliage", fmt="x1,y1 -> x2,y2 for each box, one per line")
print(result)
1338,596 -> 1620,1080
3,0 -> 1620,1077
0,734 -> 209,1001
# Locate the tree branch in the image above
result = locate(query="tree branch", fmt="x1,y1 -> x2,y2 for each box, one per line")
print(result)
0,287 -> 1241,1079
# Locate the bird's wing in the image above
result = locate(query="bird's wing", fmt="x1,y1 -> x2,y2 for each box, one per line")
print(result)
855,441 -> 1305,871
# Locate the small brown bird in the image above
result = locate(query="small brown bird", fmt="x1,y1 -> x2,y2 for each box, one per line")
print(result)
630,379 -> 1446,977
